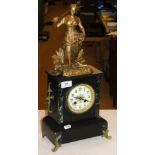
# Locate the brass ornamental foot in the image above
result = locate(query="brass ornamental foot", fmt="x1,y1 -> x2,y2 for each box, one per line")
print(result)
52,134 -> 62,152
102,129 -> 112,140
52,142 -> 61,152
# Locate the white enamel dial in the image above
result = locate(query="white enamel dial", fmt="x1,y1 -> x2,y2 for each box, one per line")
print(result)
66,84 -> 95,114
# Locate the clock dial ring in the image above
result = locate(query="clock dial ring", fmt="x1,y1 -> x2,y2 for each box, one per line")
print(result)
66,83 -> 95,114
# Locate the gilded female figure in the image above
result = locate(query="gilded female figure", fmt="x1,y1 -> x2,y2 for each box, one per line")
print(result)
53,4 -> 85,68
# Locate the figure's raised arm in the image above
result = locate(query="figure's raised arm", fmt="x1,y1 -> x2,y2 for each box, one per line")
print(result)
57,17 -> 66,27
53,17 -> 66,28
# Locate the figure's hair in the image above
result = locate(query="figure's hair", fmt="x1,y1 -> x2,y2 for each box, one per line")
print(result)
70,4 -> 77,10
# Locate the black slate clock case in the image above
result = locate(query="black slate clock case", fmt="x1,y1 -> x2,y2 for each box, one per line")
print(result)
47,67 -> 103,124
42,67 -> 109,150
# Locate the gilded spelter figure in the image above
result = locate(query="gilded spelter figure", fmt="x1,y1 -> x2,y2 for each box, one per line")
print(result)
52,4 -> 92,76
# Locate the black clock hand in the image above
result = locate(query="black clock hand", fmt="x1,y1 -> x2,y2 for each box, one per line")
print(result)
74,96 -> 83,100
74,96 -> 89,102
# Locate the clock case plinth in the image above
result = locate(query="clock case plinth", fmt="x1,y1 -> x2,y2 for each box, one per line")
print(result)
42,116 -> 108,150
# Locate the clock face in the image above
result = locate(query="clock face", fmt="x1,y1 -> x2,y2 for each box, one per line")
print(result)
66,84 -> 95,114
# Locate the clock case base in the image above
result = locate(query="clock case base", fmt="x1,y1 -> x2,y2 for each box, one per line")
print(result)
42,116 -> 108,150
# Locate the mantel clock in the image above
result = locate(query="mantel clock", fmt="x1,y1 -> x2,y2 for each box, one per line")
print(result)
41,3 -> 111,152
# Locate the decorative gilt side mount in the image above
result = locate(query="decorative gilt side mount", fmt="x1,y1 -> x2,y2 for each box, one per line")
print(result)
51,4 -> 93,77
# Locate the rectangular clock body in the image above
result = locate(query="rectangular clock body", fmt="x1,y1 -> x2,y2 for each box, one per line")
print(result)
46,67 -> 103,124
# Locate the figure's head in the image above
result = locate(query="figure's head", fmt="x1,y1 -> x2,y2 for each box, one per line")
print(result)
70,4 -> 77,15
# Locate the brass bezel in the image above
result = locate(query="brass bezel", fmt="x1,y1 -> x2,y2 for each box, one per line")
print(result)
66,83 -> 95,114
